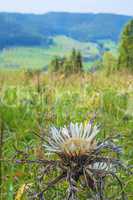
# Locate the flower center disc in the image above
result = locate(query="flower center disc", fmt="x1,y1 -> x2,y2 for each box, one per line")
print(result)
61,137 -> 96,157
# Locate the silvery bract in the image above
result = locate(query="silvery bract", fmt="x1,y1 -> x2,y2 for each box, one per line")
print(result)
17,119 -> 128,199
45,122 -> 99,157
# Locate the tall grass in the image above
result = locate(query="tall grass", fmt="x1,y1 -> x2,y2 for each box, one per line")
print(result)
0,69 -> 133,199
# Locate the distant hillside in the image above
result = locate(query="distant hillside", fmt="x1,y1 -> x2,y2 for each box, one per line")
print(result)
0,36 -> 117,70
0,12 -> 132,48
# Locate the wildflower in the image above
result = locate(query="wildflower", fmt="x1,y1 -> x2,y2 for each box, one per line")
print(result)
16,119 -> 128,200
42,120 -> 127,200
45,122 -> 99,157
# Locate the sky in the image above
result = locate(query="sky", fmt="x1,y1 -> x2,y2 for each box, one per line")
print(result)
0,0 -> 133,16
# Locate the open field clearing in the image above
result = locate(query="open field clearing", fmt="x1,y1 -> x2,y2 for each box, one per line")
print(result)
0,36 -> 116,70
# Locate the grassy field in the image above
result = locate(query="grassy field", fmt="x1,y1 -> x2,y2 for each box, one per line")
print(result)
0,67 -> 133,199
0,36 -> 117,70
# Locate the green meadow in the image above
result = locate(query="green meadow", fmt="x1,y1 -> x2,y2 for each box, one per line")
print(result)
0,36 -> 116,70
0,67 -> 133,199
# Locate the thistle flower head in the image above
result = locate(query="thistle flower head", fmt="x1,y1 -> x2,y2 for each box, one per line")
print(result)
45,121 -> 100,157
15,118 -> 127,200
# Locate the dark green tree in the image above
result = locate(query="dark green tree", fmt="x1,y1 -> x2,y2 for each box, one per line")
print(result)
49,56 -> 60,72
76,51 -> 83,72
62,59 -> 73,75
48,49 -> 83,74
118,20 -> 133,70
70,49 -> 83,72
70,48 -> 77,72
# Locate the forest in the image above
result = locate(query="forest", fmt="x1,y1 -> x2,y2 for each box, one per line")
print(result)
0,12 -> 131,48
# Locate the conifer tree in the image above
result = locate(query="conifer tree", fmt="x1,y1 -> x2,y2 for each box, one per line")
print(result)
49,56 -> 60,72
118,20 -> 133,70
49,49 -> 83,73
70,48 -> 77,72
62,59 -> 72,75
76,51 -> 83,72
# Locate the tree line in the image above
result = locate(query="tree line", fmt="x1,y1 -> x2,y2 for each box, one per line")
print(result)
49,19 -> 133,74
49,49 -> 83,74
99,19 -> 133,73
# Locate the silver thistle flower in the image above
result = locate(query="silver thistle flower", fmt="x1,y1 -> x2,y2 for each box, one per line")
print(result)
45,122 -> 99,157
15,119 -> 129,200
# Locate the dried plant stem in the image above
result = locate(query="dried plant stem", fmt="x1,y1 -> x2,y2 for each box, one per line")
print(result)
67,169 -> 78,200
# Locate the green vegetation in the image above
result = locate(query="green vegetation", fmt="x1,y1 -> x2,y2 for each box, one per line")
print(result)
118,20 -> 133,70
102,52 -> 117,75
0,19 -> 133,199
0,47 -> 51,69
0,68 -> 133,199
49,49 -> 83,74
0,36 -> 117,70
